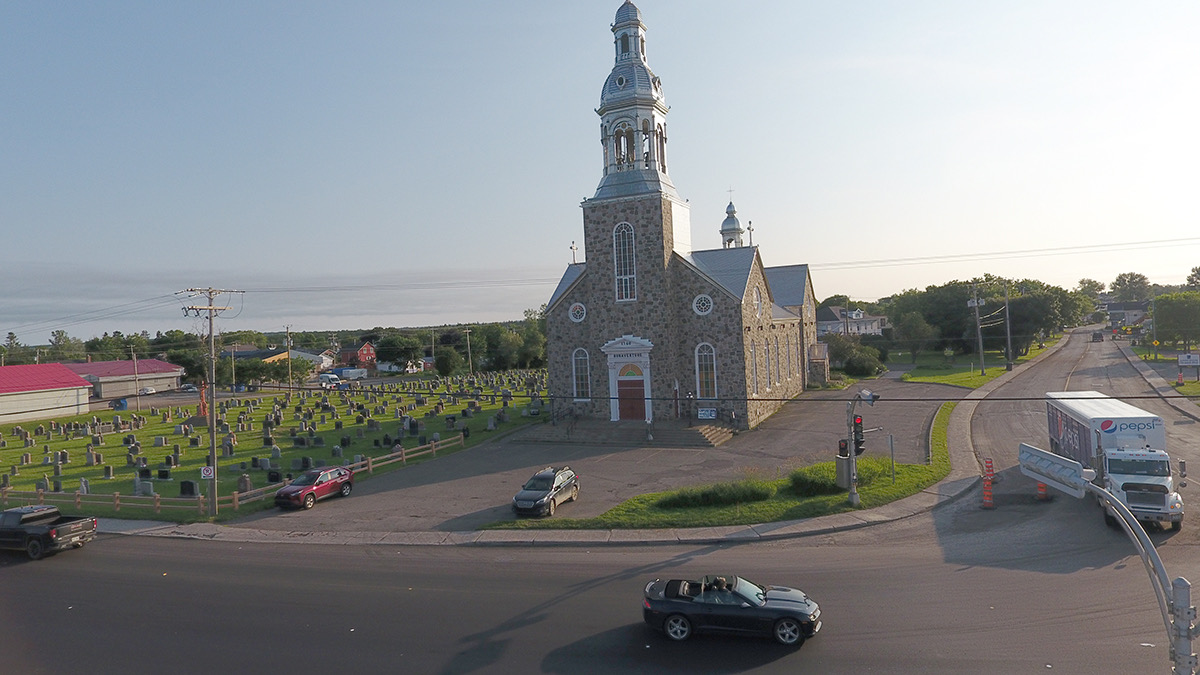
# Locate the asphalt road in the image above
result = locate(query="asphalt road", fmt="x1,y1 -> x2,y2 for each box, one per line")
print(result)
7,330 -> 1197,674
2,494 -> 1189,675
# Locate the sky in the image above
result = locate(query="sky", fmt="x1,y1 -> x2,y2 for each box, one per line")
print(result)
3,1 -> 1198,345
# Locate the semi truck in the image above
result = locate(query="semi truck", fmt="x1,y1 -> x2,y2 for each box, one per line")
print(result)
332,368 -> 368,381
1046,391 -> 1185,530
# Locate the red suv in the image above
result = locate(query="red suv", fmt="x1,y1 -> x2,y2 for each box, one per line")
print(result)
274,467 -> 354,509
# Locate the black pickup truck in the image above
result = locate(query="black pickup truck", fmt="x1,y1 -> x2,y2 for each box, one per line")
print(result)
0,505 -> 97,560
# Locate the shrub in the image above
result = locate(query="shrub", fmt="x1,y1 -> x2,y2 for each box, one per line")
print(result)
789,463 -> 842,496
656,479 -> 776,508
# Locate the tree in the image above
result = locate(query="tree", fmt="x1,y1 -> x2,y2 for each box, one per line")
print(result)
892,312 -> 938,363
434,346 -> 464,376
48,330 -> 86,362
1186,267 -> 1200,291
1154,292 -> 1200,351
1110,273 -> 1151,302
375,334 -> 423,368
1075,278 -> 1105,298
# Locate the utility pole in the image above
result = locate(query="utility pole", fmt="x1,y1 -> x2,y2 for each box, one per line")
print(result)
463,327 -> 473,374
131,346 -> 141,411
285,325 -> 293,398
179,287 -> 243,518
1004,284 -> 1014,371
971,284 -> 986,375
229,341 -> 236,393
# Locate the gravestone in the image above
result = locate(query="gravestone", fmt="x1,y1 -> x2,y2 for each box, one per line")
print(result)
0,474 -> 7,488
331,446 -> 342,458
103,465 -> 114,479
432,433 -> 440,442
79,477 -> 90,495
136,481 -> 155,497
52,479 -> 63,492
301,457 -> 312,469
251,456 -> 260,469
163,455 -> 175,468
236,474 -> 252,493
158,468 -> 172,481
267,470 -> 282,483
291,459 -> 303,470
180,480 -> 198,497
10,464 -> 18,476
486,416 -> 496,431
53,463 -> 62,477
138,467 -> 152,480
271,446 -> 282,459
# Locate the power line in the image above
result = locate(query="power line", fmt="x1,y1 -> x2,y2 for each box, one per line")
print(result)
810,237 -> 1200,271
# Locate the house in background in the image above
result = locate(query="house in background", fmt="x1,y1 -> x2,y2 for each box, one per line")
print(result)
291,350 -> 334,371
1105,301 -> 1150,330
816,306 -> 889,337
0,364 -> 93,423
64,359 -> 185,399
338,342 -> 376,368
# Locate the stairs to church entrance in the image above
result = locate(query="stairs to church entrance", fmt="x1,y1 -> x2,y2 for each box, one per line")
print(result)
517,418 -> 733,447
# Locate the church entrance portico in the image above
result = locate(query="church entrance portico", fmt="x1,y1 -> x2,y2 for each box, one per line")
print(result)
602,335 -> 654,422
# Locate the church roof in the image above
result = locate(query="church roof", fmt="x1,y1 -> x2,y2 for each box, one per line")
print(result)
547,263 -> 587,311
615,0 -> 642,25
762,264 -> 811,308
685,247 -> 758,301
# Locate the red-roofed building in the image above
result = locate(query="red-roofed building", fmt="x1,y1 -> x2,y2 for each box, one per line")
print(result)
0,364 -> 92,424
64,359 -> 185,399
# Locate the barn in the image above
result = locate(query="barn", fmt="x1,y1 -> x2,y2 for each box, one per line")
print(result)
0,364 -> 93,424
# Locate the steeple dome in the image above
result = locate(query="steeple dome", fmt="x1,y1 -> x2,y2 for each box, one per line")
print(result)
592,1 -> 677,200
720,201 -> 745,248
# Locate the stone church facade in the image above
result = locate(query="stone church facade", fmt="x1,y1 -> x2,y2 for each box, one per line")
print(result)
545,1 -> 820,431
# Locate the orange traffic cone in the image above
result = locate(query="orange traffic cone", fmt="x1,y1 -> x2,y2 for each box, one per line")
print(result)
1178,373 -> 1185,386
1037,482 -> 1050,501
981,477 -> 995,509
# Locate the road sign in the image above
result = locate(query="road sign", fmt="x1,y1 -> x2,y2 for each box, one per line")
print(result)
200,466 -> 215,480
1017,443 -> 1095,499
1153,340 -> 1160,346
1180,354 -> 1200,367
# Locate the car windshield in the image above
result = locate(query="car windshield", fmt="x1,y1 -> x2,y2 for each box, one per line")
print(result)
1108,459 -> 1171,477
290,473 -> 318,486
523,476 -> 553,491
732,576 -> 767,605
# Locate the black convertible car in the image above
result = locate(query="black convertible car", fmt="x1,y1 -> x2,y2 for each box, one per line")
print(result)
643,574 -> 821,646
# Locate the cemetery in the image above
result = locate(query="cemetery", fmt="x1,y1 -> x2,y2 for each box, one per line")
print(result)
0,371 -> 548,521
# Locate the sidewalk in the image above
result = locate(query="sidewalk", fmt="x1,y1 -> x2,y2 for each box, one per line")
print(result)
100,340 -> 1093,548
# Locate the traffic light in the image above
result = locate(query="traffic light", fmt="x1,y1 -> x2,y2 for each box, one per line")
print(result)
853,415 -> 865,455
838,439 -> 849,457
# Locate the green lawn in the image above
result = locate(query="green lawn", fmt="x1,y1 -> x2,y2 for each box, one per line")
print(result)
1,377 -> 546,522
485,402 -> 956,530
898,337 -> 1059,388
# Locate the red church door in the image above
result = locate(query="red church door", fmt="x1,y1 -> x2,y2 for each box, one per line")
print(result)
617,379 -> 646,421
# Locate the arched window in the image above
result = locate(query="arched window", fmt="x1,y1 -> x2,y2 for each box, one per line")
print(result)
572,349 -> 590,400
775,336 -> 782,384
751,341 -> 759,396
613,223 -> 636,301
764,340 -> 772,390
621,34 -> 630,55
695,343 -> 717,399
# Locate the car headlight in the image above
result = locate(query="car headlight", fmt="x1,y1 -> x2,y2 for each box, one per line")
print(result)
1169,496 -> 1183,510
535,496 -> 548,504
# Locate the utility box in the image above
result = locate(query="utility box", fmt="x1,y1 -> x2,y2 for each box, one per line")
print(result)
836,455 -> 852,489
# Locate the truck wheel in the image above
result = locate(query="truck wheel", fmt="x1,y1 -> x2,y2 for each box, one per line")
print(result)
26,539 -> 45,560
1171,520 -> 1182,532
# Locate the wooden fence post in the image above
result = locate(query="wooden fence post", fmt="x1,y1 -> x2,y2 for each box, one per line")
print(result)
37,488 -> 45,505
1,486 -> 8,505
154,493 -> 161,513
113,492 -> 121,512
75,491 -> 82,509
366,456 -> 374,474
401,445 -> 407,465
197,494 -> 206,515
232,491 -> 240,510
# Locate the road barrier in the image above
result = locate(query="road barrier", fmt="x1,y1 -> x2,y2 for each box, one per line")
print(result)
981,457 -> 995,509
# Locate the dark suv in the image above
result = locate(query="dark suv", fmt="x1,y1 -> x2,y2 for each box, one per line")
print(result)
512,466 -> 579,517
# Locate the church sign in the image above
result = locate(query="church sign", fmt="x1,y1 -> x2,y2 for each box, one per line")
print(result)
697,408 -> 717,420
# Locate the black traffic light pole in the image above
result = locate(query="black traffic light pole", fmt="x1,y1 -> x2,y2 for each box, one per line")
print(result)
845,389 -> 879,507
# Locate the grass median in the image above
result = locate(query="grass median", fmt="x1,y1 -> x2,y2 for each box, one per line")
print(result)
486,402 -> 956,530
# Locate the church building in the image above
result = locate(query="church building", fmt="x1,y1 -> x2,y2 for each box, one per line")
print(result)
546,1 -> 823,430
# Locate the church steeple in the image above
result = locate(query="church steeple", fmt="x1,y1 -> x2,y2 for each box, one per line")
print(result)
720,201 -> 745,248
593,1 -> 677,201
